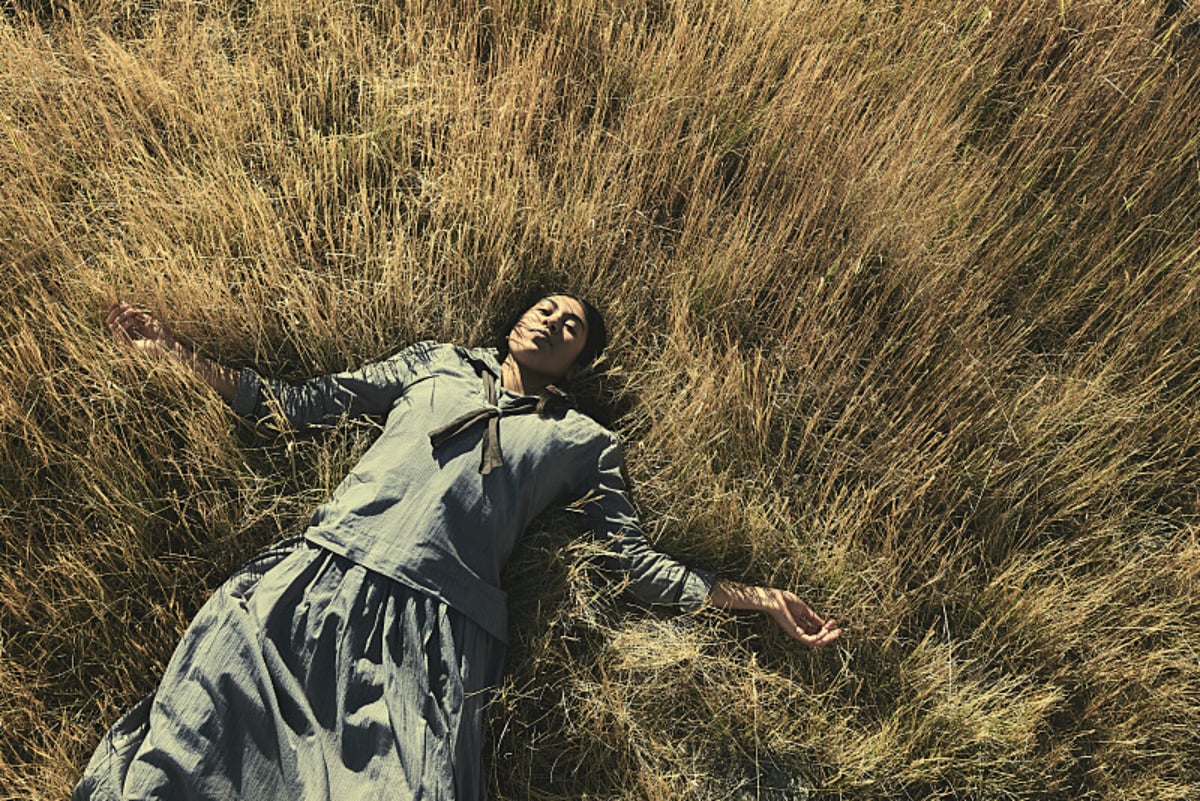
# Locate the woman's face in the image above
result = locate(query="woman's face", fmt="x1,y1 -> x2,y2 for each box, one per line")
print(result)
506,295 -> 589,380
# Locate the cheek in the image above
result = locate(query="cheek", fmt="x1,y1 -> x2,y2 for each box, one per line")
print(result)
515,314 -> 538,336
565,335 -> 586,363
506,328 -> 524,353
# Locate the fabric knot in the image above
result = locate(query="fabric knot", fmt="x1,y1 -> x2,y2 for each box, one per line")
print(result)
428,369 -> 538,474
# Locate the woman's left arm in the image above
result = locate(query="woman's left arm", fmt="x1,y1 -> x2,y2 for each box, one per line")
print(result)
708,578 -> 842,649
576,432 -> 841,649
572,433 -> 715,610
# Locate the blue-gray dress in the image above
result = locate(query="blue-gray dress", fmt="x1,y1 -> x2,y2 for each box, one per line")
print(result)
74,343 -> 714,800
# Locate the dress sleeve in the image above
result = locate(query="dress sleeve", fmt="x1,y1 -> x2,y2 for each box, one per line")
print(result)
572,433 -> 715,610
230,340 -> 442,429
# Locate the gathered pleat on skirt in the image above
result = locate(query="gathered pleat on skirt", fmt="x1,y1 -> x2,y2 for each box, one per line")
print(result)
73,537 -> 506,801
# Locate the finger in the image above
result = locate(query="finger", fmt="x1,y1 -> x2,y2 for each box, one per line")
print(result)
108,303 -> 138,329
813,622 -> 841,643
113,317 -> 138,340
793,629 -> 830,648
117,306 -> 146,325
778,607 -> 840,645
797,624 -> 841,649
785,598 -> 826,633
773,606 -> 824,645
117,308 -> 150,336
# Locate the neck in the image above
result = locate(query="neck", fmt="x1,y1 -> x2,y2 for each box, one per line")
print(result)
500,355 -> 554,397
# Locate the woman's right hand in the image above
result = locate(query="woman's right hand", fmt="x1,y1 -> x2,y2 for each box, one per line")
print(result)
107,302 -> 178,360
107,301 -> 241,403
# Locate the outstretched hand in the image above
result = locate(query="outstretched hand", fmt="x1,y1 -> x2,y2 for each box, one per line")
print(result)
709,579 -> 841,649
107,301 -> 177,360
106,300 -> 241,403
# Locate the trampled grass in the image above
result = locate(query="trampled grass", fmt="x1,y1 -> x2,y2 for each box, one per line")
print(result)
2,0 -> 1198,798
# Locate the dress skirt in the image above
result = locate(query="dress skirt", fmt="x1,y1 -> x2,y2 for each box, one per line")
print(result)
73,537 -> 506,801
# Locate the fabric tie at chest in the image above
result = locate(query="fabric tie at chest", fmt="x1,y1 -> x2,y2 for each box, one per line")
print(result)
428,369 -> 539,474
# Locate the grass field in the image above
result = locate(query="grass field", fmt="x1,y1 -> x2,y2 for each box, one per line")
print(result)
2,0 -> 1199,798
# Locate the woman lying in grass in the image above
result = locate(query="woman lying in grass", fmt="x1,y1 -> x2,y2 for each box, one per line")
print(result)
76,294 -> 840,800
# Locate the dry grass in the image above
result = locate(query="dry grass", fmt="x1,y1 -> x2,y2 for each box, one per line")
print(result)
2,0 -> 1199,798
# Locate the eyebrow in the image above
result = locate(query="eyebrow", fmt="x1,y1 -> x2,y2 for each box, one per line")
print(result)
542,297 -> 587,333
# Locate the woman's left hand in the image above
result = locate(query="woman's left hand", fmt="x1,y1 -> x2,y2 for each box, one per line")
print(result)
709,578 -> 841,648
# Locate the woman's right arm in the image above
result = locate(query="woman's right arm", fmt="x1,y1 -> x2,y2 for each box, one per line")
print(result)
107,301 -> 239,403
107,301 -> 438,429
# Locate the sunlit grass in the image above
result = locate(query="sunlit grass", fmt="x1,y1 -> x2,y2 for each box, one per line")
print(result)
2,0 -> 1198,798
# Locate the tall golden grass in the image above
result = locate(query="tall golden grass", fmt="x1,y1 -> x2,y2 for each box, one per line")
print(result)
2,0 -> 1198,797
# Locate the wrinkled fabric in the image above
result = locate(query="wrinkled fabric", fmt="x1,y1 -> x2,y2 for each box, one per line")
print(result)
231,342 -> 714,642
76,340 -> 716,801
74,537 -> 503,801
427,369 -> 539,475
